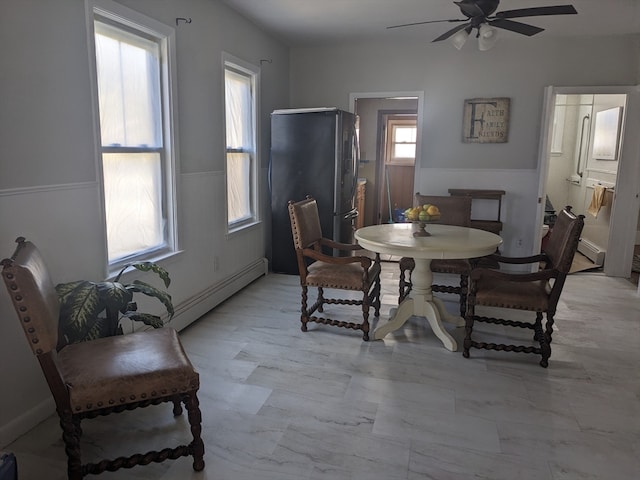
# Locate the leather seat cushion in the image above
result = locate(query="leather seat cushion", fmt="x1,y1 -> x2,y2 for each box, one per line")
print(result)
57,327 -> 199,413
431,258 -> 470,275
400,257 -> 470,275
475,277 -> 550,311
306,261 -> 380,290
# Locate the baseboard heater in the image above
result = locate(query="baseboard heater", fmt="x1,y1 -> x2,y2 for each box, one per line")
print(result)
577,238 -> 606,265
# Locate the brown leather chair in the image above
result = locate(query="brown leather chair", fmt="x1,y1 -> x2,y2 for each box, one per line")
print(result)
398,193 -> 473,315
288,197 -> 381,340
463,207 -> 584,367
1,237 -> 205,479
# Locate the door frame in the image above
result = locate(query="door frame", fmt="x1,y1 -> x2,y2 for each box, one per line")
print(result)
349,91 -> 425,224
376,109 -> 417,224
536,85 -> 640,277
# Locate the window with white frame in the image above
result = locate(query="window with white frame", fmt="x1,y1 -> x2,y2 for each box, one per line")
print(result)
224,55 -> 259,230
88,0 -> 177,266
386,117 -> 417,165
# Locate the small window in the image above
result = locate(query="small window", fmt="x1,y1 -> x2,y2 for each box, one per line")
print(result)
224,55 -> 259,230
87,0 -> 178,267
386,117 -> 417,165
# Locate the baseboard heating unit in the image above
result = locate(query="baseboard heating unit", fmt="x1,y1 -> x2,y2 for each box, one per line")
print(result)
577,238 -> 606,265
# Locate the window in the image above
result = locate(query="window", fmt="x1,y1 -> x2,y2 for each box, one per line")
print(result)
87,0 -> 178,267
386,117 -> 417,165
224,55 -> 259,230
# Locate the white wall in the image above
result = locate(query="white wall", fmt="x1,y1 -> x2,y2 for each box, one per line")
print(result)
289,36 -> 639,256
0,0 -> 289,446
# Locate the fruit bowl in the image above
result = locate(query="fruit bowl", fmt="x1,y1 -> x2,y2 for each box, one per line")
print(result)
403,204 -> 441,237
411,217 -> 440,237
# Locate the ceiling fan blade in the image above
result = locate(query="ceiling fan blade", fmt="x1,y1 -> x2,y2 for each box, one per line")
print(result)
387,18 -> 466,30
495,5 -> 577,19
432,23 -> 472,42
489,18 -> 544,36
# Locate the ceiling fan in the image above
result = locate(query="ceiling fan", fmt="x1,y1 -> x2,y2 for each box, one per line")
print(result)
387,0 -> 578,50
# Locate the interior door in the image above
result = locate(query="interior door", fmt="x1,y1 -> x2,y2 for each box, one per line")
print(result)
350,92 -> 424,227
536,85 -> 640,277
378,112 -> 417,223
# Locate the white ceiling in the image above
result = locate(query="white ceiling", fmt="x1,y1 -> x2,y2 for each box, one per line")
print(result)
218,0 -> 640,46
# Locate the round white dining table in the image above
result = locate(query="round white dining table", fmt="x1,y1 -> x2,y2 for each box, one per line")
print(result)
355,223 -> 503,351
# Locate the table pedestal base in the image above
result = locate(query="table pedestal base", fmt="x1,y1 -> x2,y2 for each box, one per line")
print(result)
373,258 -> 464,351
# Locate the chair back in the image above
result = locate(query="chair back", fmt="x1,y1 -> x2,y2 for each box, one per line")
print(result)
414,193 -> 472,227
543,207 -> 585,274
288,197 -> 323,250
2,237 -> 60,356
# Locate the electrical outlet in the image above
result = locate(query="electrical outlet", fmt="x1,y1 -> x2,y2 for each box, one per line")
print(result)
516,238 -> 523,247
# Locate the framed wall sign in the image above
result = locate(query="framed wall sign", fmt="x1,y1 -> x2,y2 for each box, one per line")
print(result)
462,97 -> 510,143
592,106 -> 623,161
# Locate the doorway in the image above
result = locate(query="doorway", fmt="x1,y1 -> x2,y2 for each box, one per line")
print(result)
350,93 -> 422,226
377,111 -> 417,224
536,86 -> 640,279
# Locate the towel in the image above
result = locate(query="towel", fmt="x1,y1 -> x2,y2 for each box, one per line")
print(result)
587,185 -> 606,217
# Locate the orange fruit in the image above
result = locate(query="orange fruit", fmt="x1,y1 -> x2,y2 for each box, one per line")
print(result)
426,205 -> 439,215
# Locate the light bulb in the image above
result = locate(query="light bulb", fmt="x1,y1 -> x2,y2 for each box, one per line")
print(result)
478,23 -> 498,51
450,29 -> 470,50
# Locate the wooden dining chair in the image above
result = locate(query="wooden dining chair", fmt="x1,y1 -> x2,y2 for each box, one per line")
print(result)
398,193 -> 473,316
463,207 -> 584,367
288,197 -> 381,340
1,237 -> 205,479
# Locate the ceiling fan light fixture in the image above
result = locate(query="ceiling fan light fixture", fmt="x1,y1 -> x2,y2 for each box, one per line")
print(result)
478,23 -> 498,51
450,29 -> 470,50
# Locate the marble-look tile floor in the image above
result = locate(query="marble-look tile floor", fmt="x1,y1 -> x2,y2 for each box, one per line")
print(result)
6,262 -> 640,479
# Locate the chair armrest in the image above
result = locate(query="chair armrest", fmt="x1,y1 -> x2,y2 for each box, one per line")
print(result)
318,237 -> 363,252
302,248 -> 372,269
470,267 -> 556,283
484,253 -> 549,265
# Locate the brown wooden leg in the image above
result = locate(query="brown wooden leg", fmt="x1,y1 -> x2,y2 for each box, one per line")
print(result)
463,287 -> 476,358
184,392 -> 205,471
317,287 -> 324,313
361,292 -> 370,341
172,397 -> 183,416
459,274 -> 468,318
544,310 -> 555,344
533,312 -> 544,342
398,270 -> 407,304
60,412 -> 83,480
300,285 -> 309,332
539,312 -> 552,367
398,258 -> 414,304
373,275 -> 381,317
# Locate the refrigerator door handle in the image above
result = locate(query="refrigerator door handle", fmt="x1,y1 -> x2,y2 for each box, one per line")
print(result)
354,124 -> 360,187
352,134 -> 359,201
343,208 -> 358,220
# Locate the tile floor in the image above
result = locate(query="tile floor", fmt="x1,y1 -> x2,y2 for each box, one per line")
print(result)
5,261 -> 640,479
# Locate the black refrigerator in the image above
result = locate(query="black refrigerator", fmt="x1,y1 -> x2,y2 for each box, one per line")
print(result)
270,107 -> 359,274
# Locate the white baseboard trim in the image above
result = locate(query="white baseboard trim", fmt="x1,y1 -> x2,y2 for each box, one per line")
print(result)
0,258 -> 268,448
168,257 -> 268,332
0,397 -> 55,449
